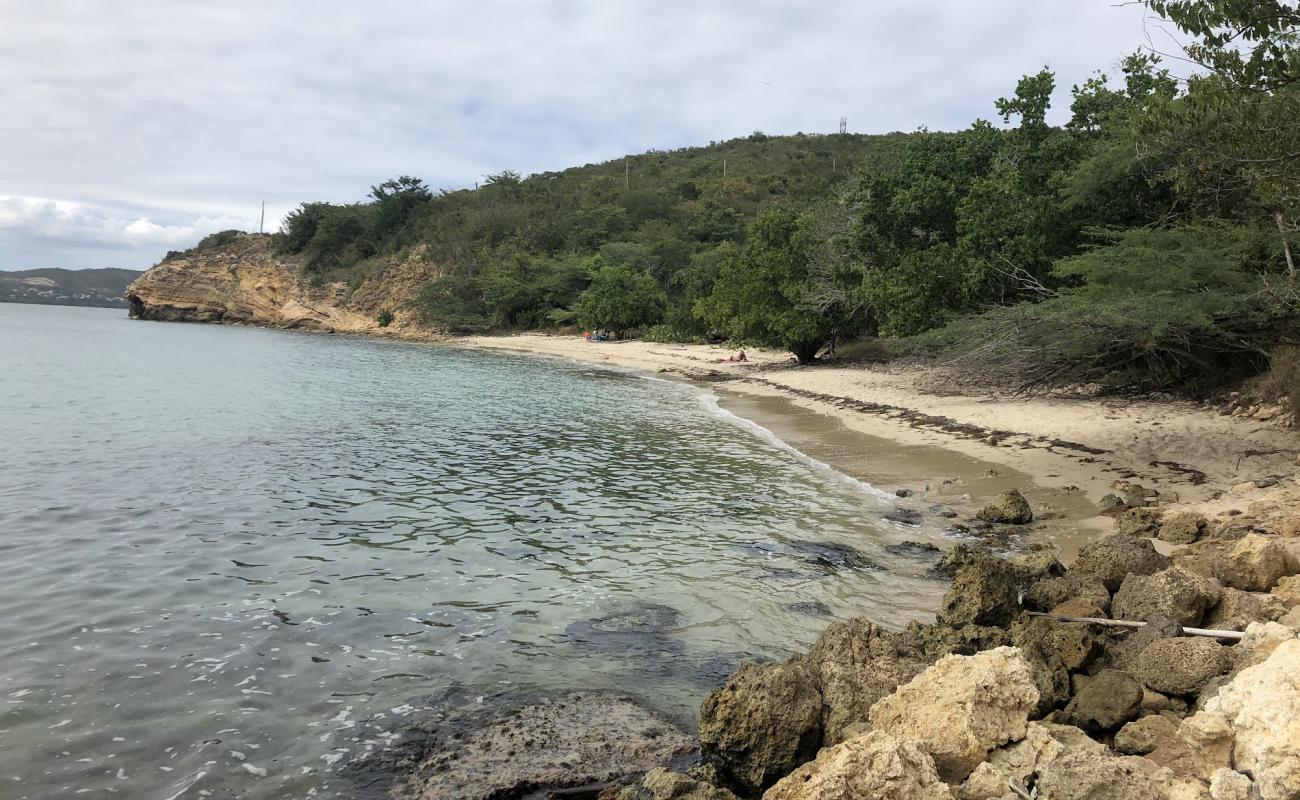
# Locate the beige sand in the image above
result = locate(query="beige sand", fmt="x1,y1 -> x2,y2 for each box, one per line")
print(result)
460,333 -> 1299,513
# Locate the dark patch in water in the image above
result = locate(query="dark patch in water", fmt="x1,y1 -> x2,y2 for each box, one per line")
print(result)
786,541 -> 879,572
786,600 -> 833,617
883,540 -> 942,560
882,508 -> 924,527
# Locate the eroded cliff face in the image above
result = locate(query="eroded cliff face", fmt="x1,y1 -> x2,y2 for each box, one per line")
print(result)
124,234 -> 440,335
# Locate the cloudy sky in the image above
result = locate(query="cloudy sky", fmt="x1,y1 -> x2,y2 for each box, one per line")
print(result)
0,1 -> 1181,270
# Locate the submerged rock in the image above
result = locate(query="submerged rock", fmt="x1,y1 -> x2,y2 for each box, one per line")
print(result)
787,540 -> 881,572
762,731 -> 954,800
976,489 -> 1034,525
868,646 -> 1039,783
387,693 -> 693,800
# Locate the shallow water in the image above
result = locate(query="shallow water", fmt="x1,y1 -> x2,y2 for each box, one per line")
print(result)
0,303 -> 950,799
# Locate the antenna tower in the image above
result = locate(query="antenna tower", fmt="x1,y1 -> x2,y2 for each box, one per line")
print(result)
839,117 -> 847,135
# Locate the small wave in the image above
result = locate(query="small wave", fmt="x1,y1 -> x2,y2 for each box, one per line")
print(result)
694,391 -> 895,503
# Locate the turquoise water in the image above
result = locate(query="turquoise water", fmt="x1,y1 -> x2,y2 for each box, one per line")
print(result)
0,303 -> 948,799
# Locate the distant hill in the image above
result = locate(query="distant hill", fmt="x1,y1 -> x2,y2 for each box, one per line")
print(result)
0,267 -> 142,308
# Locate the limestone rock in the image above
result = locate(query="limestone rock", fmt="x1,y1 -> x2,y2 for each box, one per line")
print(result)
1272,575 -> 1300,607
805,618 -> 930,745
868,647 -> 1039,783
1204,587 -> 1287,630
395,693 -> 694,800
1115,714 -> 1180,755
1034,750 -> 1169,800
1060,668 -> 1143,734
1140,687 -> 1189,717
958,722 -> 1105,800
615,769 -> 740,800
1232,621 -> 1297,671
1135,637 -> 1231,696
1011,617 -> 1100,672
1207,768 -> 1252,800
1024,573 -> 1111,615
938,558 -> 1022,628
1114,507 -> 1164,537
1073,534 -> 1172,592
761,731 -> 954,800
899,621 -> 1013,661
1216,534 -> 1298,591
1160,512 -> 1207,545
1103,615 -> 1187,672
1112,567 -> 1221,627
699,660 -> 823,796
976,489 -> 1034,525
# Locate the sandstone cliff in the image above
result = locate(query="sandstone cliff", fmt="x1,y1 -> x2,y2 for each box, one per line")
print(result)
124,234 -> 441,335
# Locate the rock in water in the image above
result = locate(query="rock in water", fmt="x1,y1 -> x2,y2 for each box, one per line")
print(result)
698,660 -> 822,796
392,693 -> 693,800
1111,567 -> 1221,627
762,730 -> 954,800
868,646 -> 1039,783
1071,533 -> 1172,591
976,489 -> 1034,524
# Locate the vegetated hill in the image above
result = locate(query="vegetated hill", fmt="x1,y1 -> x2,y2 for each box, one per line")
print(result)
0,268 -> 142,308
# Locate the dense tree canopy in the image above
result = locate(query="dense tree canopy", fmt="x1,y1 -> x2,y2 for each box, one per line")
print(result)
245,0 -> 1300,394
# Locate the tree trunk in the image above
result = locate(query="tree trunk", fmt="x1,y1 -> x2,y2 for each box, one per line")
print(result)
1278,211 -> 1296,278
791,341 -> 821,364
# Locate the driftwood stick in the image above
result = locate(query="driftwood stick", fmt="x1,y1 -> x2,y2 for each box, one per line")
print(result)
1027,612 -> 1245,641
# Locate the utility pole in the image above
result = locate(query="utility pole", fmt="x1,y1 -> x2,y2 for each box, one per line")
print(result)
259,201 -> 265,234
723,156 -> 727,179
624,157 -> 629,190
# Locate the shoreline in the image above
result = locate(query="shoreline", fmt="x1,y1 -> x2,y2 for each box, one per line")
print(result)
455,332 -> 1299,551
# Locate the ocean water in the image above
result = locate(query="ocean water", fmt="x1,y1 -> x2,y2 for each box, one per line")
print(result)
0,303 -> 949,799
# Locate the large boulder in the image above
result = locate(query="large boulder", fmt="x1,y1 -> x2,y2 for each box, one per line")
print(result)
1215,534 -> 1297,591
1073,534 -> 1172,592
1272,575 -> 1300,607
1060,669 -> 1144,734
1159,511 -> 1207,545
1134,637 -> 1231,697
976,489 -> 1034,525
1179,639 -> 1300,800
699,660 -> 823,796
1033,750 -> 1170,800
804,618 -> 930,745
868,647 -> 1039,783
1024,573 -> 1112,616
938,557 -> 1022,628
615,769 -> 740,800
1112,567 -> 1222,627
958,723 -> 1106,800
1114,507 -> 1164,537
1114,714 -> 1181,755
1011,617 -> 1100,672
761,731 -> 954,800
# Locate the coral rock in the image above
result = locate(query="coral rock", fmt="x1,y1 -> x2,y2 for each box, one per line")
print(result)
1112,567 -> 1221,627
761,731 -> 954,800
1135,637 -> 1231,696
975,489 -> 1034,525
1072,534 -> 1172,592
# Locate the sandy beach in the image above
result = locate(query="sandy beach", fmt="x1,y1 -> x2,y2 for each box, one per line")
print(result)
460,333 -> 1300,517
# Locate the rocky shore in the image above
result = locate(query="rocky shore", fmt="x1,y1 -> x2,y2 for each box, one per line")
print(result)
371,479 -> 1300,800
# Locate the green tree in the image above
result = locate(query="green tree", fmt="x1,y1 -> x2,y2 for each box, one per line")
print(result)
575,262 -> 665,336
698,208 -> 840,363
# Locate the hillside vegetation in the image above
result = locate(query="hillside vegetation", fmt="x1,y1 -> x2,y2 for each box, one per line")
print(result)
238,0 -> 1297,397
0,268 -> 141,308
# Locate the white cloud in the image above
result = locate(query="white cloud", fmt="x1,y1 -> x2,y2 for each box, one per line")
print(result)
0,0 -> 1181,268
0,195 -> 253,249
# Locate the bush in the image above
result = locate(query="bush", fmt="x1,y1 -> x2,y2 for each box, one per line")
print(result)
377,310 -> 395,327
1262,346 -> 1300,418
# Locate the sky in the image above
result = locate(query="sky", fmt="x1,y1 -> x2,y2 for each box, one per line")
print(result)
0,1 -> 1185,270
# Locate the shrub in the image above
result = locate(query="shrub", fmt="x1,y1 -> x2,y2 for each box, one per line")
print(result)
1262,346 -> 1300,418
377,309 -> 395,327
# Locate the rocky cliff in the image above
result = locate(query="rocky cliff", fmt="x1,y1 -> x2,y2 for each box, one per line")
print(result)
124,234 -> 440,335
